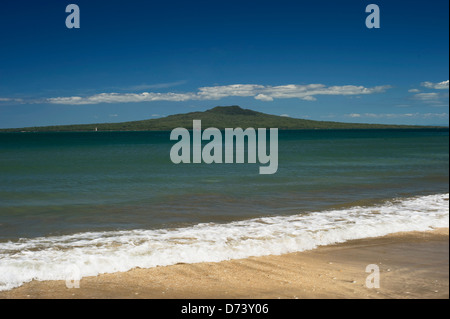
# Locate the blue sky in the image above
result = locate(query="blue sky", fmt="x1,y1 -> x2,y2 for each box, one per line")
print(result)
0,0 -> 448,128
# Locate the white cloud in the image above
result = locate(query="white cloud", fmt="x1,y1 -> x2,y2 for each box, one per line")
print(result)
254,94 -> 274,102
259,84 -> 390,101
422,112 -> 449,119
280,114 -> 290,117
47,92 -> 197,105
408,89 -> 420,93
197,84 -> 265,100
421,80 -> 449,90
413,92 -> 440,101
0,97 -> 25,103
45,83 -> 392,105
410,85 -> 449,106
346,112 -> 448,119
302,96 -> 317,101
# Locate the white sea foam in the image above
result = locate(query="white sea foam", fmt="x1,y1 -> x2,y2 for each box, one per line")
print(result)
0,193 -> 448,291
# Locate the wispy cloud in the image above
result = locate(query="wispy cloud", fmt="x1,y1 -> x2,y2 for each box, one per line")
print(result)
47,92 -> 197,105
119,80 -> 187,91
413,92 -> 441,101
0,97 -> 24,104
421,80 -> 449,90
412,92 -> 449,106
345,112 -> 448,119
408,81 -> 449,106
45,83 -> 392,105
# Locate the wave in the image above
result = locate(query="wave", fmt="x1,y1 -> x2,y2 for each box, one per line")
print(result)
0,193 -> 448,291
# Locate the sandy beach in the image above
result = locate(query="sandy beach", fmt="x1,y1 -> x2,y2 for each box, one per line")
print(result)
0,228 -> 448,299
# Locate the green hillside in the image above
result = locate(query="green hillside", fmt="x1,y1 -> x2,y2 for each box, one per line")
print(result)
0,105 -> 438,132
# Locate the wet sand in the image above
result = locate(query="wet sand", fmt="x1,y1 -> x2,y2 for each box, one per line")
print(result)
0,228 -> 448,299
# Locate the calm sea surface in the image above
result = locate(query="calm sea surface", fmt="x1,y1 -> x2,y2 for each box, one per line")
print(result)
0,129 -> 448,240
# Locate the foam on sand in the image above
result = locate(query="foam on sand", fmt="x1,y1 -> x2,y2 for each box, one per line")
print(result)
0,193 -> 448,291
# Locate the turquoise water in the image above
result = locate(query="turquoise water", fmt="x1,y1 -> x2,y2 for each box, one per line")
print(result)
0,129 -> 448,240
0,128 -> 448,291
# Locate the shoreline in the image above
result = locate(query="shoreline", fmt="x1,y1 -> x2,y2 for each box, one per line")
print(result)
1,228 -> 448,299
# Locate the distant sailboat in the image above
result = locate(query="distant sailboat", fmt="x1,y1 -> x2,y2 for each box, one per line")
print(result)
94,127 -> 98,132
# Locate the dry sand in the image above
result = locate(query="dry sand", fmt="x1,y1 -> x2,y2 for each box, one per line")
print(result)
0,228 -> 448,299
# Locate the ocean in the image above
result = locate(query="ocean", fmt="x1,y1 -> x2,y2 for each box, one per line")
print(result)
0,128 -> 448,291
